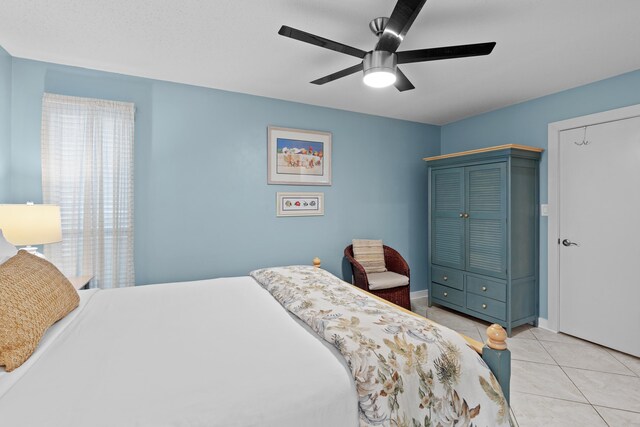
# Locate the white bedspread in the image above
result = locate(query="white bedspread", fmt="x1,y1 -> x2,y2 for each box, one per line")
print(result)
0,277 -> 358,427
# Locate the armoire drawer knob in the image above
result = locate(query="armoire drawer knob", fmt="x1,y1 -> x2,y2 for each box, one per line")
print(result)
443,276 -> 448,281
482,286 -> 487,291
482,303 -> 487,309
443,292 -> 448,297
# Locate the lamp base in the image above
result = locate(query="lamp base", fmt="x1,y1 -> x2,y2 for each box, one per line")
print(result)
18,247 -> 46,258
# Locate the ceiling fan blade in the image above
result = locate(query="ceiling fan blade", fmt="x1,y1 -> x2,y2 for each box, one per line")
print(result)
394,67 -> 415,92
310,63 -> 364,85
375,0 -> 428,53
397,42 -> 496,64
279,26 -> 367,59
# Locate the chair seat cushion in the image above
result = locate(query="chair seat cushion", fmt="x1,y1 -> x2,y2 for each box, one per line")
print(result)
367,271 -> 409,291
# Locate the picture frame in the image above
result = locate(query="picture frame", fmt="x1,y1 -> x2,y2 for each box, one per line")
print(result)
268,126 -> 332,185
276,192 -> 324,217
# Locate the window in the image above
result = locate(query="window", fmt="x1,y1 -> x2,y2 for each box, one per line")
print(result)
41,93 -> 135,288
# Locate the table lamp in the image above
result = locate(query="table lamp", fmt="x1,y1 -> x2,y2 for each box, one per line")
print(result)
0,203 -> 62,256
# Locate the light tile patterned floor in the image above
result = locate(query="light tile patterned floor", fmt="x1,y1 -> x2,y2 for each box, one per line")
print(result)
410,299 -> 640,427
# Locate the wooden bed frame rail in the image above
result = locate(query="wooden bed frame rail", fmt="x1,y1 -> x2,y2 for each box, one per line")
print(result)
312,257 -> 511,403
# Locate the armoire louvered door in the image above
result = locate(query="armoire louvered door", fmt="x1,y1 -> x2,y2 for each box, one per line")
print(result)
465,163 -> 507,278
426,145 -> 541,336
431,168 -> 465,269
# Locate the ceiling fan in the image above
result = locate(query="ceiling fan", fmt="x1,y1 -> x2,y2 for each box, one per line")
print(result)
278,0 -> 496,91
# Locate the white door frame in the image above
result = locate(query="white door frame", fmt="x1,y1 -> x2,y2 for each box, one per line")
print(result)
547,103 -> 640,331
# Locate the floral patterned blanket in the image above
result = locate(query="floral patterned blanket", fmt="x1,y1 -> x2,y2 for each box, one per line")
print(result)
250,266 -> 510,427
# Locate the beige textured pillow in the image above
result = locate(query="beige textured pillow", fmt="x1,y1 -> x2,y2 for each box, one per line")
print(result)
0,251 -> 79,371
352,239 -> 387,273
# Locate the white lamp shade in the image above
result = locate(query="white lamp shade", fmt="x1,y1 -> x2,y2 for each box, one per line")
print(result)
0,204 -> 62,246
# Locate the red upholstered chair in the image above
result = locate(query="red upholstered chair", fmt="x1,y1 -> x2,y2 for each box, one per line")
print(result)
344,244 -> 411,310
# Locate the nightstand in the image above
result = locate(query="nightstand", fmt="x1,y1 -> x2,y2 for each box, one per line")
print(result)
68,275 -> 94,290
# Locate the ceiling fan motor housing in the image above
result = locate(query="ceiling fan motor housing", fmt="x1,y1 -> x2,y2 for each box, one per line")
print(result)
363,51 -> 397,75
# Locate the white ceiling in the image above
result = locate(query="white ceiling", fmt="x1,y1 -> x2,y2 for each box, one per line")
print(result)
1,0 -> 639,125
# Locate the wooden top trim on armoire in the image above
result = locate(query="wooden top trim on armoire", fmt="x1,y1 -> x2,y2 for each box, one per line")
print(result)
423,144 -> 544,162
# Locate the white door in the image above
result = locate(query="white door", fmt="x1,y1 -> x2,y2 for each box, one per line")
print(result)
559,115 -> 640,356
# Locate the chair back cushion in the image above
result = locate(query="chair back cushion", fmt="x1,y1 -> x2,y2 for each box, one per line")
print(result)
0,251 -> 79,371
352,239 -> 387,273
367,271 -> 410,290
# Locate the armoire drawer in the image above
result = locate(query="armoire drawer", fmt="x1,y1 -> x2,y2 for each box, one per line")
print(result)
466,275 -> 507,302
431,267 -> 463,290
431,283 -> 464,307
466,293 -> 506,320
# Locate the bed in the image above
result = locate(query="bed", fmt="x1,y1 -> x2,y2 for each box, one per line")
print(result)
0,257 -> 511,427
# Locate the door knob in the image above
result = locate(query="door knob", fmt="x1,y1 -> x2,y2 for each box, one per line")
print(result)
459,213 -> 464,218
562,239 -> 579,247
463,213 -> 470,219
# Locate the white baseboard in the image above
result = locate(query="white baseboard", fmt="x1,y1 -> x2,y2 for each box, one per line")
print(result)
536,317 -> 556,332
410,290 -> 428,300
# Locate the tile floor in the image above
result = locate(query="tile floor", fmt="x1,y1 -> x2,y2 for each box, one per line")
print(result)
410,299 -> 640,427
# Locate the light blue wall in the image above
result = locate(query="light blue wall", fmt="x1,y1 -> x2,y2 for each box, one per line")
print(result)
10,45 -> 638,303
7,56 -> 440,287
441,69 -> 640,318
0,46 -> 11,200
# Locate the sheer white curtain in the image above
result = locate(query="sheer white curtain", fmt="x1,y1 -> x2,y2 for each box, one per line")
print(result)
41,93 -> 135,288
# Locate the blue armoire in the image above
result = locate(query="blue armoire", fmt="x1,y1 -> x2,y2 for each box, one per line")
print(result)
425,145 -> 542,335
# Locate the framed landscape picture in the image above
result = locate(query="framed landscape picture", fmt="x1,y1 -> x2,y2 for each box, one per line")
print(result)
268,126 -> 332,185
276,192 -> 324,217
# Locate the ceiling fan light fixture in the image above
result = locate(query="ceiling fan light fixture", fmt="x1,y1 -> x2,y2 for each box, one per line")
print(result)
363,51 -> 397,88
363,70 -> 396,88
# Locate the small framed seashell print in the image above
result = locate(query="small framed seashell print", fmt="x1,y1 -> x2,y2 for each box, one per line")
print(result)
276,192 -> 324,217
